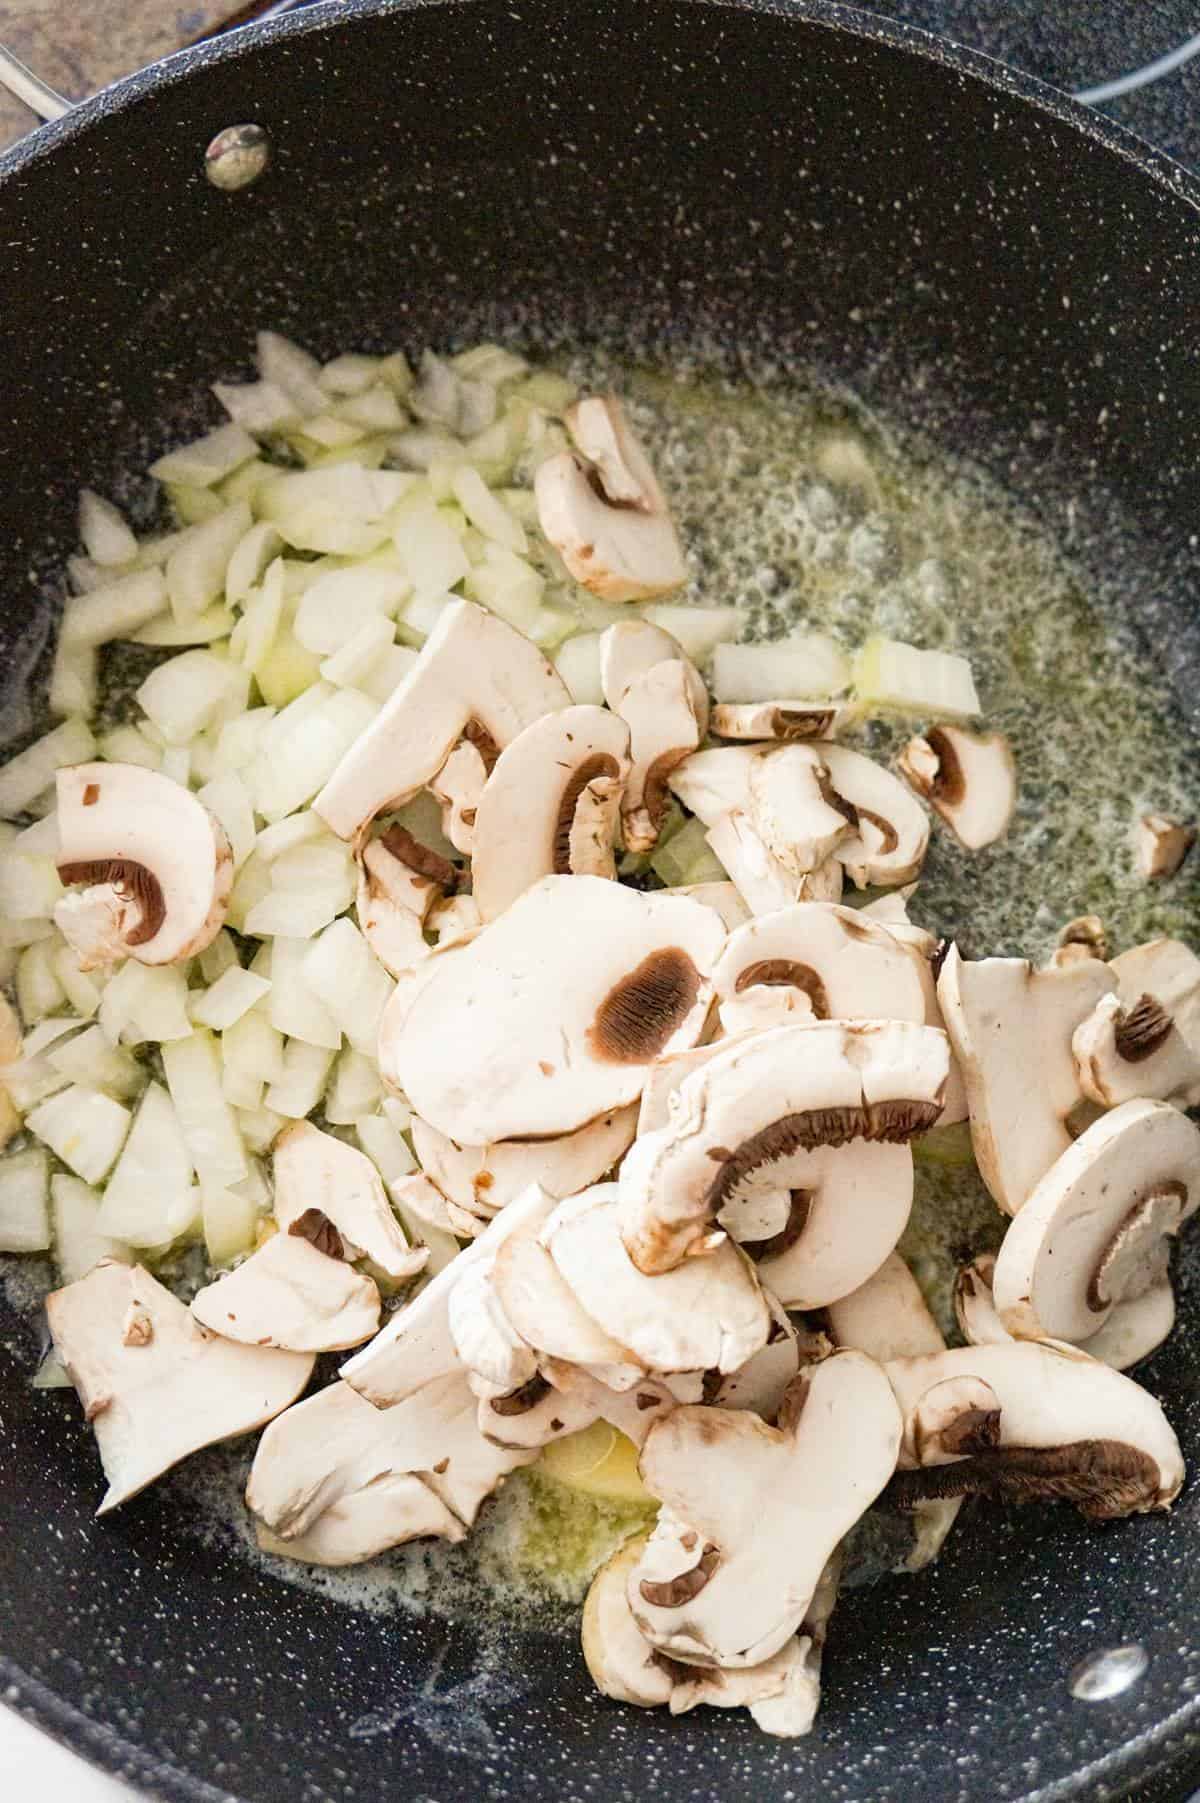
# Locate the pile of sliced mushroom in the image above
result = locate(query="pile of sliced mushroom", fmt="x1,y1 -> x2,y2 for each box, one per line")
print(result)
0,340 -> 1196,1742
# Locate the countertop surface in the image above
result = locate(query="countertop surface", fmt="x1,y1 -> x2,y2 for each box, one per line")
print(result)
4,0 -> 1200,1797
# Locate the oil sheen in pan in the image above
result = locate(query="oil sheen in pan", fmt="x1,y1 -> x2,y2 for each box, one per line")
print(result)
3,351 -> 1199,1627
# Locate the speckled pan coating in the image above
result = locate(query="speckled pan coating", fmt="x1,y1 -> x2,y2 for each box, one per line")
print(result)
3,3 -> 1200,1800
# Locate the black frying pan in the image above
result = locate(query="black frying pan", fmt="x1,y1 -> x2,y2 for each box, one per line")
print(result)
3,3 -> 1200,1798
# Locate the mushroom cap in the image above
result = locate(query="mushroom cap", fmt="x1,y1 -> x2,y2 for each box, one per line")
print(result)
1111,938 -> 1200,1033
541,1360 -> 696,1448
534,397 -> 687,603
618,1018 -> 947,1277
629,1351 -> 902,1668
583,1532 -> 675,1708
54,762 -> 233,968
712,902 -> 927,1027
410,1106 -> 638,1217
825,1251 -> 946,1363
469,704 -> 631,921
936,945 -> 1116,1214
817,745 -> 931,887
379,875 -> 726,1143
255,1470 -> 465,1567
46,1261 -> 312,1513
613,660 -> 705,854
273,1121 -> 427,1281
954,1249 -> 1174,1373
747,746 -> 854,877
1072,990 -> 1200,1109
885,924 -> 969,1124
897,727 -> 1016,851
710,701 -> 842,744
191,1229 -> 381,1352
882,1340 -> 1184,1515
990,1098 -> 1200,1344
543,1184 -> 771,1375
314,598 -> 569,841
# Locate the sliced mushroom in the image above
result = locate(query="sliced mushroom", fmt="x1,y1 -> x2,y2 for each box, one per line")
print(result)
341,1183 -> 562,1407
427,891 -> 481,947
354,824 -> 449,978
53,762 -> 233,969
469,705 -> 631,920
710,701 -> 842,744
670,744 -> 851,891
618,1019 -> 948,1283
882,1341 -> 1184,1518
314,598 -> 569,840
599,618 -> 708,723
817,746 -> 931,888
246,1370 -> 534,1542
255,1470 -> 465,1567
410,1106 -> 637,1218
534,395 -> 687,602
717,982 -> 815,1038
936,945 -> 1116,1214
747,746 -> 855,878
1072,991 -> 1200,1109
668,746 -> 758,827
447,1253 -> 538,1394
476,1371 -> 600,1450
583,1532 -> 675,1708
954,1249 -> 1173,1373
629,1352 -> 902,1668
540,1360 -> 695,1449
707,1294 -> 804,1419
990,1098 -> 1200,1345
378,875 -> 725,1143
637,1036 -> 744,1137
612,661 -> 705,854
705,811 -> 818,917
712,903 -> 927,1030
1135,812 -> 1196,881
542,1184 -> 770,1376
1053,915 -> 1109,969
428,738 -> 488,856
190,1227 -> 381,1352
896,727 -> 1016,850
273,1121 -> 428,1282
46,1260 -> 312,1513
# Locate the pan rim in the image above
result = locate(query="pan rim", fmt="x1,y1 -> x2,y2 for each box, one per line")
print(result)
2,3 -> 1200,1800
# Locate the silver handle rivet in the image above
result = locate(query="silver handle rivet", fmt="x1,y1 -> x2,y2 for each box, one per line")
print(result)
1069,1644 -> 1149,1702
205,123 -> 271,191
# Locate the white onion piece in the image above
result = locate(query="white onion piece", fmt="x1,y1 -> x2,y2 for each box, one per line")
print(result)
303,918 -> 394,1056
137,649 -> 246,745
60,571 -> 165,645
293,566 -> 410,657
392,500 -> 470,594
324,1049 -> 384,1125
852,635 -> 981,721
553,631 -> 604,704
255,331 -> 326,415
99,962 -> 192,1048
0,719 -> 95,820
354,1111 -> 417,1184
640,603 -> 745,662
711,634 -> 851,702
26,1084 -> 131,1185
49,640 -> 99,717
266,937 -> 342,1050
97,1081 -> 196,1245
0,850 -> 63,920
161,1031 -> 247,1194
0,1147 -> 50,1252
264,1040 -> 336,1119
149,422 -> 257,487
51,1173 -> 132,1283
191,968 -> 272,1032
46,1025 -> 143,1099
78,490 -> 138,567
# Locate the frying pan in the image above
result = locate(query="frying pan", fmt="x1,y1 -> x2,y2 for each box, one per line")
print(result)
2,2 -> 1200,1798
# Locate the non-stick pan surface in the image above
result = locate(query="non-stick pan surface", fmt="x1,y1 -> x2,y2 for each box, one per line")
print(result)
3,3 -> 1200,1798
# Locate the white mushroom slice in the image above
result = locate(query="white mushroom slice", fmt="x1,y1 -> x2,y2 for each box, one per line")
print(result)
583,1533 -> 675,1708
618,1019 -> 948,1279
717,984 -> 815,1038
954,1249 -> 1174,1373
191,1227 -> 381,1352
710,701 -> 842,744
53,763 -> 233,969
341,1183 -> 557,1407
273,1121 -> 427,1282
817,745 -> 930,888
882,1341 -> 1185,1517
613,661 -> 705,854
246,1372 -> 534,1540
379,876 -> 725,1143
256,1471 -> 465,1567
1073,991 -> 1200,1109
476,1372 -> 600,1449
469,705 -> 631,920
314,598 -> 569,840
427,892 -> 481,948
936,945 -> 1116,1214
990,1098 -> 1200,1345
428,739 -> 488,856
543,1184 -> 770,1375
539,1361 -> 688,1449
637,1037 -> 744,1137
666,881 -> 750,932
708,1296 -> 803,1419
599,618 -> 708,724
389,1172 -> 458,1235
670,1633 -> 825,1737
905,1375 -> 1003,1467
747,746 -> 854,878
47,1261 -> 312,1513
534,395 -> 687,602
355,828 -> 445,978
1054,915 -> 1109,968
668,746 -> 756,827
1135,812 -> 1196,881
410,1106 -> 637,1216
446,1255 -> 537,1394
896,728 -> 1016,850
706,811 -> 808,917
798,857 -> 846,904
1112,937 -> 1200,1058
712,903 -> 926,1027
490,1196 -> 644,1392
630,1352 -> 901,1668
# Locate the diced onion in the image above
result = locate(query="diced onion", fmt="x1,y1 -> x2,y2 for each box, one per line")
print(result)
16,939 -> 65,1024
78,490 -> 138,567
358,642 -> 419,703
199,930 -> 240,984
852,635 -> 981,721
256,331 -> 326,416
302,918 -> 394,1055
293,565 -> 410,657
137,649 -> 245,746
354,1111 -> 417,1184
234,1103 -> 287,1156
245,684 -> 378,822
710,633 -> 851,702
266,936 -> 342,1050
324,1048 -> 384,1125
53,945 -> 103,1020
0,1146 -> 51,1252
264,1039 -> 336,1119
202,1184 -> 260,1267
465,542 -> 544,633
99,962 -> 193,1047
213,378 -> 301,436
161,1031 -> 247,1195
166,501 -> 252,623
640,604 -> 746,663
47,1024 -> 144,1099
197,772 -> 256,871
49,641 -> 99,718
226,521 -> 284,608
0,849 -> 63,920
319,614 -> 396,688
552,632 -> 604,704
221,1005 -> 286,1086
650,815 -> 728,889
51,1173 -> 132,1283
392,499 -> 470,594
149,422 -> 257,487
26,1084 -> 132,1185
98,1080 -> 198,1244
0,717 -> 95,820
191,967 -> 272,1031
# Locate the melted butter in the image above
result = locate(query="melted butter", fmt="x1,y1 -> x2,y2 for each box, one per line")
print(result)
5,351 -> 1199,1621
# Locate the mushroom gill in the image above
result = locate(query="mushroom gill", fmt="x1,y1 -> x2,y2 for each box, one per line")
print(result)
734,960 -> 830,1019
55,858 -> 166,947
703,1101 -> 942,1218
589,948 -> 702,1064
884,1439 -> 1163,1521
553,753 -> 622,873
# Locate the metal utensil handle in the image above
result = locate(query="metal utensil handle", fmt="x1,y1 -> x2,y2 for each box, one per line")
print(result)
0,45 -> 69,121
